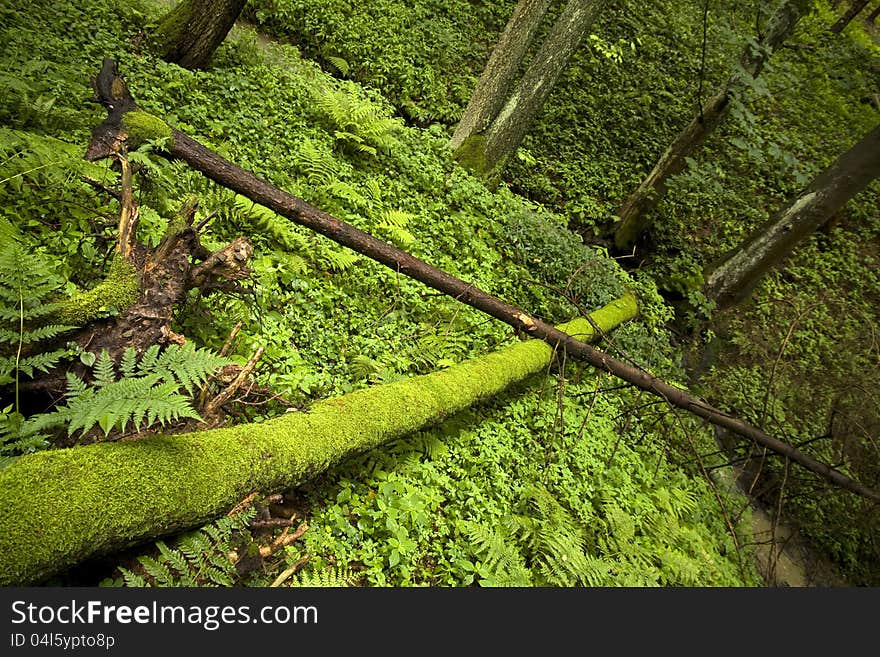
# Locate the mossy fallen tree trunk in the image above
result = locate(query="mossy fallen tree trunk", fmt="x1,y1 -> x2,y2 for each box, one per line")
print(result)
0,296 -> 637,585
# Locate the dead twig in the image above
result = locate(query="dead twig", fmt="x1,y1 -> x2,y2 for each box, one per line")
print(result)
219,321 -> 243,357
205,345 -> 266,419
227,491 -> 260,517
251,517 -> 299,529
259,522 -> 308,559
198,321 -> 244,411
270,555 -> 311,587
115,153 -> 139,261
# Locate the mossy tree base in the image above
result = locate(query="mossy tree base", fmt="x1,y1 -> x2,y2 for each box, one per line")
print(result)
453,134 -> 501,188
0,296 -> 638,585
26,61 -> 254,397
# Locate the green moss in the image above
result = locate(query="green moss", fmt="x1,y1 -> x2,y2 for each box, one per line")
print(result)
122,110 -> 173,149
53,257 -> 140,326
453,134 -> 500,185
154,0 -> 192,58
166,196 -> 199,236
0,293 -> 638,585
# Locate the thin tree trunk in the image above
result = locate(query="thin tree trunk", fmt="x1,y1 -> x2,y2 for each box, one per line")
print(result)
705,122 -> 880,309
613,0 -> 809,252
156,0 -> 248,69
870,5 -> 880,23
450,0 -> 555,152
456,0 -> 607,181
830,0 -> 871,32
614,87 -> 732,251
0,297 -> 637,585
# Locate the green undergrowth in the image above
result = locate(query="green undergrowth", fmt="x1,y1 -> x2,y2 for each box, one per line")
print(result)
0,0 -> 779,586
239,0 -> 880,584
282,363 -> 760,586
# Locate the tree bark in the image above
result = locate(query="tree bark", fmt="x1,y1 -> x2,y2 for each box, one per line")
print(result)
613,0 -> 810,253
0,297 -> 637,585
449,0 -> 555,152
830,0 -> 871,32
156,0 -> 248,69
705,122 -> 880,309
869,5 -> 880,23
455,0 -> 607,181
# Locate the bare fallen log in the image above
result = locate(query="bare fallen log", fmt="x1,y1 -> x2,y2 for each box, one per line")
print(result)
80,60 -> 880,504
0,296 -> 637,585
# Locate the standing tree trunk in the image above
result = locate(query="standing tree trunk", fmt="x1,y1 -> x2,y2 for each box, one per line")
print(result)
156,0 -> 248,69
613,0 -> 810,253
704,123 -> 880,309
830,0 -> 871,32
869,4 -> 880,23
454,0 -> 607,183
449,0 -> 555,152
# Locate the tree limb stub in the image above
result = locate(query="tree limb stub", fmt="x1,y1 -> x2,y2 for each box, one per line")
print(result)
85,59 -> 880,503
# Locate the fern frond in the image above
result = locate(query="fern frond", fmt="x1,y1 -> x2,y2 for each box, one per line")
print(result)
326,180 -> 368,208
0,324 -> 73,345
291,566 -> 355,588
92,350 -> 116,387
0,350 -> 67,379
137,344 -> 161,373
313,86 -> 400,156
317,247 -> 359,272
0,128 -> 113,189
232,195 -> 315,260
325,55 -> 350,77
364,178 -> 383,204
120,347 -> 138,377
44,343 -> 229,438
295,138 -> 339,186
137,555 -> 176,586
118,566 -> 149,587
157,541 -> 196,586
121,507 -> 256,587
154,343 -> 229,394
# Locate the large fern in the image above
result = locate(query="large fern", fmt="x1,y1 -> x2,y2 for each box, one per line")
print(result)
313,85 -> 401,157
465,485 -> 642,587
0,239 -> 77,462
231,194 -> 359,273
27,344 -> 231,439
0,242 -> 75,385
0,128 -> 112,192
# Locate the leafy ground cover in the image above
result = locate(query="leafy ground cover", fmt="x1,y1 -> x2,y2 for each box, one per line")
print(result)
245,0 -> 880,585
3,0 -> 877,586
